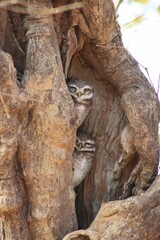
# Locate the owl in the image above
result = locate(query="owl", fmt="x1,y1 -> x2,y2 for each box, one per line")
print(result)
67,78 -> 93,128
72,132 -> 96,188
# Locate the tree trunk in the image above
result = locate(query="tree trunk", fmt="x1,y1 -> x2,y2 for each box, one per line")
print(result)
0,0 -> 159,239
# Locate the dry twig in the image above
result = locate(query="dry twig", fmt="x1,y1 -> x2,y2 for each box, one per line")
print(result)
0,1 -> 84,15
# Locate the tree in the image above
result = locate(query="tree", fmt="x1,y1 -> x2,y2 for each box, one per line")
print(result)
0,0 -> 159,239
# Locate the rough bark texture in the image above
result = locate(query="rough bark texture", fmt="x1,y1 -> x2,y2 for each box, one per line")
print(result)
1,1 -> 78,239
18,1 -> 78,239
0,51 -> 30,239
0,0 -> 159,239
64,176 -> 160,240
68,0 -> 159,228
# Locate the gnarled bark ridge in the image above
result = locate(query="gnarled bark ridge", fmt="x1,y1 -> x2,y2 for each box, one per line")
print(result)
0,51 -> 30,239
18,1 -> 78,239
64,176 -> 160,240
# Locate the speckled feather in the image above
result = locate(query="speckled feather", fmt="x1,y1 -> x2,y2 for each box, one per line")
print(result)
72,132 -> 96,188
72,151 -> 94,188
67,78 -> 93,128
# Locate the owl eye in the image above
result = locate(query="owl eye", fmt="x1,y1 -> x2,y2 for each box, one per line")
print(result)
84,88 -> 90,94
85,142 -> 92,147
69,86 -> 76,93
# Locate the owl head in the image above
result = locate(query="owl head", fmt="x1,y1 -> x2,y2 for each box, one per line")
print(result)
67,78 -> 93,104
75,132 -> 96,153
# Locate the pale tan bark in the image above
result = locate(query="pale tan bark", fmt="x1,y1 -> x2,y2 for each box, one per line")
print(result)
17,1 -> 78,239
0,51 -> 31,239
64,176 -> 160,240
1,1 -> 78,239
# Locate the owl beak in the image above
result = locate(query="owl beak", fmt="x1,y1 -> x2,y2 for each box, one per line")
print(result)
77,142 -> 83,150
77,92 -> 82,98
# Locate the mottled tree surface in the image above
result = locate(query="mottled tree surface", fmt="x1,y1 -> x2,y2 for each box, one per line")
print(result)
64,176 -> 160,240
0,0 -> 159,239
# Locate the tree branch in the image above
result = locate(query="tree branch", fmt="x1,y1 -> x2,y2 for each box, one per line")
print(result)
18,1 -> 77,239
81,0 -> 159,198
64,176 -> 160,239
0,50 -> 31,239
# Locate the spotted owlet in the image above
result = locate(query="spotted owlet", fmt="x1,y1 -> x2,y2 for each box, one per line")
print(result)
67,78 -> 93,128
72,132 -> 96,188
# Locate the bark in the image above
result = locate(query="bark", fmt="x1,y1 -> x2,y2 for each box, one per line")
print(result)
81,0 -> 159,196
1,1 -> 78,239
0,51 -> 30,239
63,176 -> 160,240
68,0 -> 159,227
18,1 -> 78,239
0,0 -> 159,239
